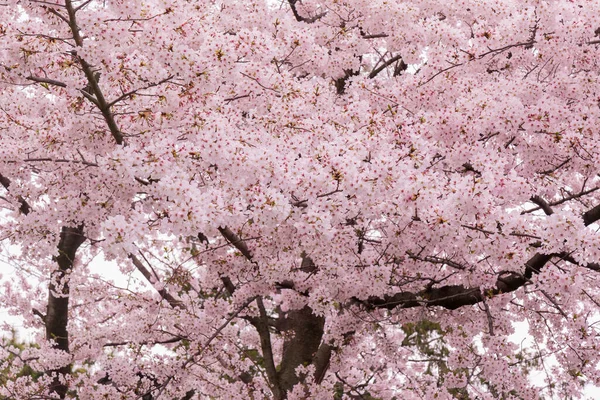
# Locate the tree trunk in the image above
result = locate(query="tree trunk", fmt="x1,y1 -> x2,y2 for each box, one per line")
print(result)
46,225 -> 85,398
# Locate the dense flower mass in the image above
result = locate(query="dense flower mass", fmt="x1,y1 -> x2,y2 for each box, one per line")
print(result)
1,0 -> 600,398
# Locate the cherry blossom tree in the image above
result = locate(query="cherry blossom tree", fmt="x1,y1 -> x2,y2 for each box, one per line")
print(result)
1,0 -> 600,398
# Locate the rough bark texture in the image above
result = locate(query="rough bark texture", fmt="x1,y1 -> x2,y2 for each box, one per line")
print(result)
277,306 -> 326,394
46,225 -> 86,398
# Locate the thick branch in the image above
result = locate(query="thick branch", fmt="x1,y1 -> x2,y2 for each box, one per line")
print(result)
221,276 -> 236,295
27,74 -> 99,105
26,75 -> 67,88
360,31 -> 389,39
47,226 -> 86,349
364,203 -> 600,311
0,173 -> 31,215
287,0 -> 326,23
334,69 -> 359,95
583,204 -> 600,226
218,226 -> 256,264
247,302 -> 328,396
254,298 -> 285,400
313,343 -> 333,384
46,225 -> 85,398
0,174 -> 10,189
65,0 -> 124,145
368,54 -> 405,79
128,253 -> 184,309
530,195 -> 554,215
216,226 -> 252,295
221,227 -> 328,394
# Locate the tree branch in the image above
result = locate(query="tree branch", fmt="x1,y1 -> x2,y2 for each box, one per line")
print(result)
407,251 -> 468,271
0,173 -> 31,215
363,202 -> 600,311
218,226 -> 255,263
254,297 -> 285,400
106,75 -> 174,108
65,0 -> 124,145
368,54 -> 405,79
313,343 -> 333,384
287,0 -> 326,23
419,62 -> 464,87
276,306 -> 325,393
522,186 -> 598,214
185,296 -> 257,365
46,225 -> 86,398
530,195 -> 554,215
128,253 -> 185,309
26,75 -> 67,88
41,5 -> 70,24
478,41 -> 536,58
583,204 -> 600,226
22,157 -> 98,167
104,336 -> 184,347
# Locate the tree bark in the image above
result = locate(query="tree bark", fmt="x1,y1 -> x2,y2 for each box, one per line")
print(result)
46,225 -> 86,398
365,202 -> 600,312
277,306 -> 325,394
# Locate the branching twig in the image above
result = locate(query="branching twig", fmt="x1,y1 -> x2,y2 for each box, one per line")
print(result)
107,75 -> 174,108
185,296 -> 258,363
539,289 -> 568,318
369,54 -> 405,79
522,186 -> 598,214
419,62 -> 463,87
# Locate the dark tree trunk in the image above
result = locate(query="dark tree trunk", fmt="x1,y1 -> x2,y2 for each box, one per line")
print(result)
46,225 -> 85,398
277,306 -> 325,393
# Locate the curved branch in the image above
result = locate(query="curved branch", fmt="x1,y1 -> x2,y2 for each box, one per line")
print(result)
363,202 -> 600,311
368,54 -> 405,79
287,0 -> 326,23
530,195 -> 554,215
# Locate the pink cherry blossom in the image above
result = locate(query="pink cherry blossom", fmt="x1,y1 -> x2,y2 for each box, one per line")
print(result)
1,0 -> 600,398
